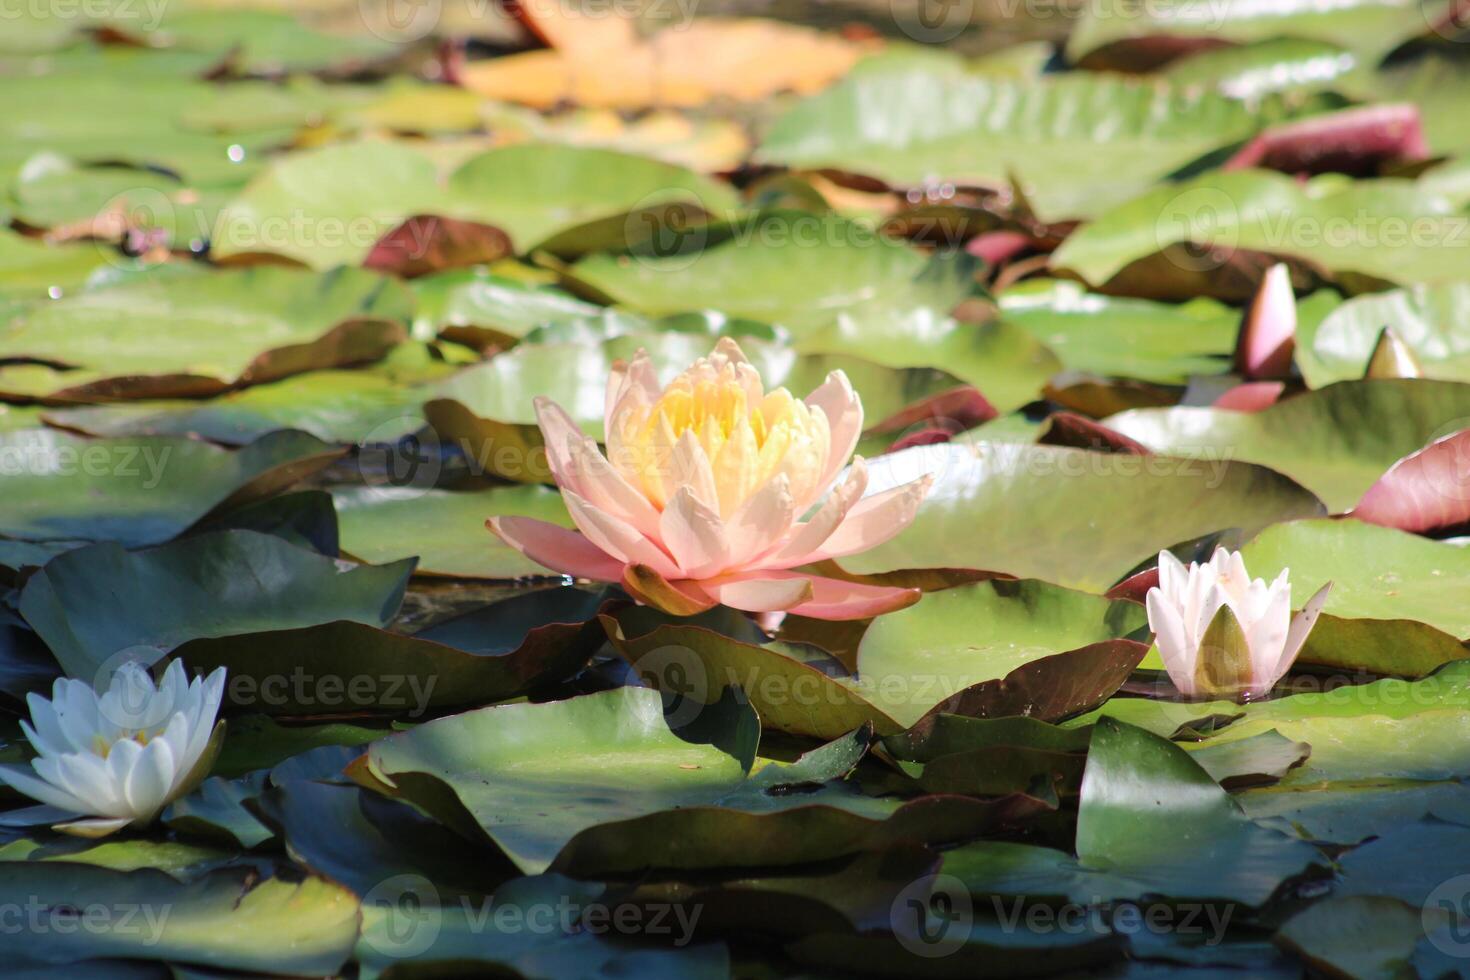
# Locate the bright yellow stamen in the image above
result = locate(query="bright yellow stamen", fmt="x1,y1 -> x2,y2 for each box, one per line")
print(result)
617,354 -> 829,517
92,729 -> 155,759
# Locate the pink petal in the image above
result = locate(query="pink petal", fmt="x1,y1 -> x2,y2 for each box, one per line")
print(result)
788,574 -> 921,621
765,459 -> 868,567
810,475 -> 933,560
1212,381 -> 1285,412
1234,264 -> 1296,380
1223,104 -> 1429,177
1353,429 -> 1470,533
533,396 -> 590,494
966,230 -> 1034,265
562,490 -> 681,579
566,436 -> 662,538
660,487 -> 731,578
805,370 -> 863,492
486,516 -> 625,581
703,573 -> 814,613
725,474 -> 796,567
671,430 -> 721,512
605,349 -> 659,431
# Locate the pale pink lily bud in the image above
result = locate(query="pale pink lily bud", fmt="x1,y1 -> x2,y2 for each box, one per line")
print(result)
488,338 -> 933,620
1235,263 -> 1296,380
1145,548 -> 1331,700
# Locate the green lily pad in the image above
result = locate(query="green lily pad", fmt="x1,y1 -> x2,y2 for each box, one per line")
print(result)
0,265 -> 411,400
1275,895 -> 1425,980
358,685 -> 1033,874
1162,39 -> 1362,99
0,428 -> 343,547
757,67 -> 1259,221
856,580 -> 1147,727
136,9 -> 395,74
0,862 -> 358,975
1052,170 -> 1470,292
1067,0 -> 1433,67
0,229 -> 115,301
214,142 -> 738,267
411,270 -> 602,344
1238,518 -> 1470,674
841,441 -> 1325,591
1106,380 -> 1470,512
251,780 -> 510,897
1240,779 -> 1470,843
41,369 -> 436,445
333,485 -> 572,580
1337,821 -> 1470,907
996,279 -> 1242,384
354,872 -> 731,980
943,718 -> 1323,905
567,213 -> 962,336
18,529 -> 414,678
172,584 -> 609,716
1298,282 -> 1470,387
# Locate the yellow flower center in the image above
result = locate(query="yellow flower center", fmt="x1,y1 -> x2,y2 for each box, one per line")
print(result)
615,359 -> 830,518
92,729 -> 158,758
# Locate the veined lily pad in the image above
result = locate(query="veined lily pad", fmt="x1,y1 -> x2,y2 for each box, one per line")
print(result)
840,442 -> 1325,591
757,68 -> 1260,221
1105,380 -> 1470,512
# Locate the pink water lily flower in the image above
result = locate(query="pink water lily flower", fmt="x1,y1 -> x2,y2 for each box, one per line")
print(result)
488,338 -> 933,619
1146,548 -> 1331,700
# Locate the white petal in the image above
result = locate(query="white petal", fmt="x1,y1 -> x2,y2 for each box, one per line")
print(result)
1146,588 -> 1196,695
0,763 -> 90,814
124,737 -> 176,818
725,473 -> 797,568
53,816 -> 133,838
805,370 -> 863,494
1271,582 -> 1333,687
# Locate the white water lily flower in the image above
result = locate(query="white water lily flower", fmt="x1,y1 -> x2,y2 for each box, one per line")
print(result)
0,660 -> 226,837
1145,548 -> 1331,700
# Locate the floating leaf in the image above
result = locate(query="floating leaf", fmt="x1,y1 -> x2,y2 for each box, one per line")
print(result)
841,442 -> 1324,591
1106,380 -> 1470,512
758,67 -> 1259,221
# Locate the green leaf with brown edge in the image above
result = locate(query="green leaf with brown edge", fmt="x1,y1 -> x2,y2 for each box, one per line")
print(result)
856,580 -> 1148,727
18,529 -> 413,679
1183,729 -> 1312,790
0,266 -> 411,401
841,441 -> 1324,591
0,863 -> 358,976
1051,170 -> 1470,294
172,585 -> 610,716
756,66 -> 1260,222
333,485 -> 572,580
0,428 -> 344,547
1106,379 -> 1470,513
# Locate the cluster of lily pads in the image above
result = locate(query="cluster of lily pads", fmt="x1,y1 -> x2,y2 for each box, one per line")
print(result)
4,0 -> 1470,977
